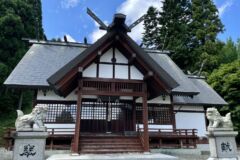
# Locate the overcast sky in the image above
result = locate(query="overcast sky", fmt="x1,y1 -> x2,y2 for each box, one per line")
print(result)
42,0 -> 240,43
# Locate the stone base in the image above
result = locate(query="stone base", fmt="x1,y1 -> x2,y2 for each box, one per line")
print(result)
13,131 -> 48,160
206,129 -> 238,160
46,153 -> 178,160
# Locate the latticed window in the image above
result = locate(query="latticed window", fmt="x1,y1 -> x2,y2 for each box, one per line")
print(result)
37,103 -> 77,123
136,104 -> 172,125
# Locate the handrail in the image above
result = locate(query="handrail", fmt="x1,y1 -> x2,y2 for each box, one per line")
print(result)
137,128 -> 198,136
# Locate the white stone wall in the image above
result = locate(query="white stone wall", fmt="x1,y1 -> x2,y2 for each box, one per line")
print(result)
174,106 -> 206,137
82,47 -> 144,80
37,90 -> 77,101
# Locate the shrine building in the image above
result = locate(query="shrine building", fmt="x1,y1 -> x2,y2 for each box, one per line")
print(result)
4,13 -> 227,153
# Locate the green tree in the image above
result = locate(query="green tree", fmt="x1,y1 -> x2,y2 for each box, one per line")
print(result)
236,38 -> 240,60
142,6 -> 159,48
219,38 -> 238,64
191,0 -> 224,73
208,60 -> 240,132
158,0 -> 193,70
0,0 -> 44,117
143,1 -> 193,70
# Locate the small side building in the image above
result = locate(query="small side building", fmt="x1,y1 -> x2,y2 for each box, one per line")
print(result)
4,13 -> 227,153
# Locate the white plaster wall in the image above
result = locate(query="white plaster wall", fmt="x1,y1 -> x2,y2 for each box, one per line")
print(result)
100,48 -> 112,62
137,124 -> 172,132
136,95 -> 171,104
83,63 -> 96,77
37,90 -> 77,101
130,66 -> 143,80
99,64 -> 113,78
175,112 -> 206,137
120,96 -> 133,100
115,49 -> 128,63
115,65 -> 128,79
45,123 -> 75,135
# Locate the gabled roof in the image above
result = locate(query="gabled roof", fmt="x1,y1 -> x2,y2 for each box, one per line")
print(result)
148,53 -> 199,95
47,14 -> 181,97
173,77 -> 228,106
4,43 -> 86,89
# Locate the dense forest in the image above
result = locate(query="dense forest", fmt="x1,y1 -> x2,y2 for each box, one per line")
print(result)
0,0 -> 239,145
143,0 -> 240,137
0,0 -> 44,145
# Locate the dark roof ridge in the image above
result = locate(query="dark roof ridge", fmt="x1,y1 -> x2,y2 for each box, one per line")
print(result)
188,75 -> 206,80
23,39 -> 90,48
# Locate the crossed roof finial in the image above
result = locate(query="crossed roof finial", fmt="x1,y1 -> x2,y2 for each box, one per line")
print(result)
87,8 -> 145,32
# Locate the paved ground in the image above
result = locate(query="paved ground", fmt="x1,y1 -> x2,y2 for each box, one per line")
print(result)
0,147 -> 239,160
47,153 -> 177,160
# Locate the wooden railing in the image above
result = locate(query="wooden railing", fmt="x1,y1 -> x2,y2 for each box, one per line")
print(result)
3,127 -> 75,150
3,127 -> 198,150
137,127 -> 198,149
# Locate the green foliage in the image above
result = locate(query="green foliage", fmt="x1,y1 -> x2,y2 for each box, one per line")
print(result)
208,60 -> 240,131
142,6 -> 159,48
143,1 -> 194,70
143,0 -> 224,73
158,0 -> 193,70
219,38 -> 238,64
191,0 -> 224,45
0,0 -> 44,146
190,0 -> 224,72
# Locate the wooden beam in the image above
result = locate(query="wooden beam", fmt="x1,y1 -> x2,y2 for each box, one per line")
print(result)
128,53 -> 136,65
72,79 -> 83,153
170,95 -> 176,129
78,67 -> 83,78
142,83 -> 149,152
143,71 -> 153,80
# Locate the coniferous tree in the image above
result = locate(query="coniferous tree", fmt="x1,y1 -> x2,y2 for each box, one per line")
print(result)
143,0 -> 193,70
158,0 -> 192,70
142,6 -> 159,48
190,0 -> 224,73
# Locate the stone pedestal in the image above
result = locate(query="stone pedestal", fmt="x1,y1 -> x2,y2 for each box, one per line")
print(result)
13,131 -> 48,160
206,128 -> 239,160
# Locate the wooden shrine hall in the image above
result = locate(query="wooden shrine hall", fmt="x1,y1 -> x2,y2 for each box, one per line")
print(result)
4,12 -> 227,154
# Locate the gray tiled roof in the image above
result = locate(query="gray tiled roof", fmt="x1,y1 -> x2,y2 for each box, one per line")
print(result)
148,53 -> 199,95
173,77 -> 228,106
4,43 -> 227,106
4,44 -> 86,88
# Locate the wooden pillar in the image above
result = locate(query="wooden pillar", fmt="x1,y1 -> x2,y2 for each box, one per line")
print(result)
18,90 -> 23,110
170,95 -> 176,129
132,97 -> 136,131
142,84 -> 149,152
32,90 -> 38,108
72,79 -> 83,153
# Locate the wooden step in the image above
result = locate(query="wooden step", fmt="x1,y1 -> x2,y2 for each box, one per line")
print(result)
79,135 -> 143,154
80,149 -> 144,154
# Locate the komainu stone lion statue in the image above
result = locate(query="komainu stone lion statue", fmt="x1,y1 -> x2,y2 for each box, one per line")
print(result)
206,107 -> 233,129
15,105 -> 48,131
